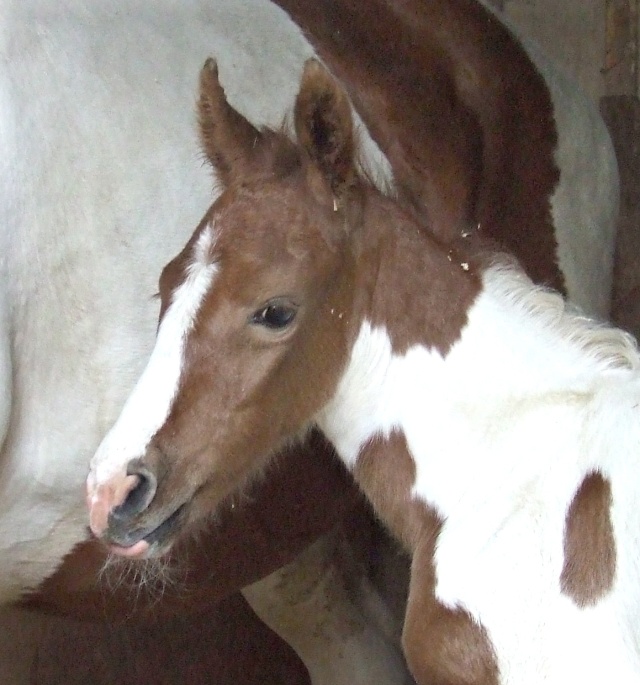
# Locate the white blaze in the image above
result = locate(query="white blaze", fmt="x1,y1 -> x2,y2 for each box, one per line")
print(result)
88,225 -> 218,489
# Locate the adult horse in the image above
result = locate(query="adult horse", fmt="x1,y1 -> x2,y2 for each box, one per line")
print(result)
88,57 -> 640,684
0,2 -> 406,683
2,0 -> 616,682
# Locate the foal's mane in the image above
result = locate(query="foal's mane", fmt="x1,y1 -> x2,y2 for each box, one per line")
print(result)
486,257 -> 639,373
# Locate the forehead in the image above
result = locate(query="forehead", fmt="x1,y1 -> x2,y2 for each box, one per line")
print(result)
213,182 -> 324,255
207,180 -> 341,276
161,181 -> 337,305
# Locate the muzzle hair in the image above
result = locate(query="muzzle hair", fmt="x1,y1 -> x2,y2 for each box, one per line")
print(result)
99,551 -> 187,608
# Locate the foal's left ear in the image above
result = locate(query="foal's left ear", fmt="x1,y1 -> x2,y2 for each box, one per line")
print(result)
294,60 -> 356,199
198,58 -> 264,187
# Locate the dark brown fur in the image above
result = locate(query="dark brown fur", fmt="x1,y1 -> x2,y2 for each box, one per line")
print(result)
272,0 -> 564,292
560,472 -> 617,607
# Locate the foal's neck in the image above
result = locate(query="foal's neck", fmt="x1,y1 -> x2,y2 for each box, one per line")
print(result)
349,192 -> 482,356
318,196 -> 638,471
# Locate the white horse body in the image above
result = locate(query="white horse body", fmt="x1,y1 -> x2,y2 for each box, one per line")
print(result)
318,265 -> 640,683
0,0 -> 322,601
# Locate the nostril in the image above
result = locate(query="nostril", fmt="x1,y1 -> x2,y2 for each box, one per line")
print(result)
110,463 -> 158,521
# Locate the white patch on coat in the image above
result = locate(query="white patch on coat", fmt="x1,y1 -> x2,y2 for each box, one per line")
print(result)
88,225 -> 218,488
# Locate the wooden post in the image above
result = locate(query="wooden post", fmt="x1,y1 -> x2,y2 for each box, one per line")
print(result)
486,0 -> 506,11
601,0 -> 640,336
604,0 -> 638,96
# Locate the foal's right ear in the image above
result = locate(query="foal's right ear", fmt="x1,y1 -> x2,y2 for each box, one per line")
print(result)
198,58 -> 263,187
294,60 -> 355,201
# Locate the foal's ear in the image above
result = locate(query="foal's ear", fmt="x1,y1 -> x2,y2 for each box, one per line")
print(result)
198,58 -> 263,187
294,60 -> 355,199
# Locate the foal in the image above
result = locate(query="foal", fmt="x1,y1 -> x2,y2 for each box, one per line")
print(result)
89,60 -> 640,684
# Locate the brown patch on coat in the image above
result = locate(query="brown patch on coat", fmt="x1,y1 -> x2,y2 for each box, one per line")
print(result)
358,194 -> 483,355
272,0 -> 564,293
354,430 -> 427,550
355,431 -> 500,684
406,543 -> 501,685
560,471 -> 617,607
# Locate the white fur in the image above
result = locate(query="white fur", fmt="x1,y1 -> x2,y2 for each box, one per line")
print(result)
89,225 -> 218,488
317,264 -> 640,683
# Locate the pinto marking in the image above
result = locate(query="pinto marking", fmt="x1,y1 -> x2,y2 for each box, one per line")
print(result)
319,262 -> 640,682
560,472 -> 616,607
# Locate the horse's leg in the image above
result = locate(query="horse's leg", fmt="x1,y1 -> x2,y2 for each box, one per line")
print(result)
401,542 -> 499,685
242,526 -> 415,685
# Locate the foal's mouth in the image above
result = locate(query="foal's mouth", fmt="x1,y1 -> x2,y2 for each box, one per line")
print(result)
106,502 -> 187,559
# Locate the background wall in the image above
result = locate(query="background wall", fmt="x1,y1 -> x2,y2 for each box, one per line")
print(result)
503,0 -> 609,101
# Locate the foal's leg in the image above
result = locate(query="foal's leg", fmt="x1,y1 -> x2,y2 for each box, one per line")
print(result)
242,527 -> 415,685
402,541 -> 499,685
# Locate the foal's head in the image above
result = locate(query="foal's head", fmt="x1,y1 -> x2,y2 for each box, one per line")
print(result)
87,59 -> 371,556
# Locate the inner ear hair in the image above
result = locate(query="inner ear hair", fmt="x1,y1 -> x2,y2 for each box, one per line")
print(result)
294,59 -> 356,198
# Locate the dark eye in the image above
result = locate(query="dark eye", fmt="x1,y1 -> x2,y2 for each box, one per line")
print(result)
251,300 -> 298,330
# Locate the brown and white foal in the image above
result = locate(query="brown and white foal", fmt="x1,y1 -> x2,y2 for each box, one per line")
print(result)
88,60 -> 640,684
